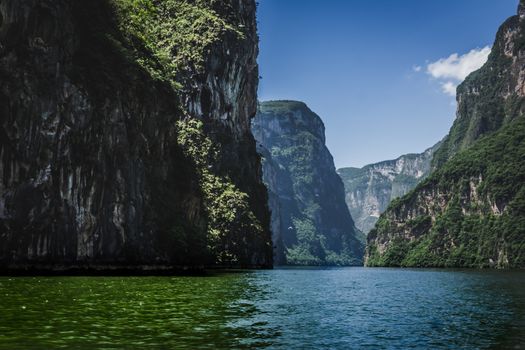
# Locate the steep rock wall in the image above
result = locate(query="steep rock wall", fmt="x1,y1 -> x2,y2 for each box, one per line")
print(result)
253,101 -> 364,266
338,143 -> 439,234
0,0 -> 272,270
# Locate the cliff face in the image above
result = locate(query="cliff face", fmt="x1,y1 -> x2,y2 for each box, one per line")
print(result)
252,101 -> 364,266
338,144 -> 439,234
366,2 -> 525,268
0,0 -> 272,270
432,4 -> 525,168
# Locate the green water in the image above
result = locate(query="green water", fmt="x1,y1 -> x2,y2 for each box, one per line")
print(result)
1,268 -> 524,349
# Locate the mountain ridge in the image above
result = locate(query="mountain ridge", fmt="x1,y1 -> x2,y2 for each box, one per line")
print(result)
338,142 -> 440,234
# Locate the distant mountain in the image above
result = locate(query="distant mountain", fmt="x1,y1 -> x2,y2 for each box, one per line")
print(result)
366,1 -> 525,268
252,101 -> 364,265
338,143 -> 440,234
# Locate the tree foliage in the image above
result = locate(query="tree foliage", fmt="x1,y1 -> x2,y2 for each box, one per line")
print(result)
177,119 -> 265,265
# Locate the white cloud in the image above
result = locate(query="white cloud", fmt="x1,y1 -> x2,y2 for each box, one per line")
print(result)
412,65 -> 422,72
423,46 -> 491,97
441,81 -> 457,96
427,46 -> 491,81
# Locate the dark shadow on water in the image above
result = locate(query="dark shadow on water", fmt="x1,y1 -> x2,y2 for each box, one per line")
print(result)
0,266 -> 268,277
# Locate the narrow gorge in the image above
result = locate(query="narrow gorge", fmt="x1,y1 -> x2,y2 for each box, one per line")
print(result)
0,0 -> 522,274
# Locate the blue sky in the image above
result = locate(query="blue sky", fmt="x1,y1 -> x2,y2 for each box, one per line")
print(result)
257,0 -> 518,168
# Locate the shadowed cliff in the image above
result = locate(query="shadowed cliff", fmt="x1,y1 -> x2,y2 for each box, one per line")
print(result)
0,0 -> 272,270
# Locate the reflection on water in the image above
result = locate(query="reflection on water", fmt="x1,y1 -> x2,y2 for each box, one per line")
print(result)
0,273 -> 266,349
0,268 -> 524,349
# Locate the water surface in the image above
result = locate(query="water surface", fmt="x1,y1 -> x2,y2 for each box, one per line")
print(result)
1,268 -> 524,349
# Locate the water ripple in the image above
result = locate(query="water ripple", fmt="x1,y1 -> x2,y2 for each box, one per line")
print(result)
0,268 -> 524,349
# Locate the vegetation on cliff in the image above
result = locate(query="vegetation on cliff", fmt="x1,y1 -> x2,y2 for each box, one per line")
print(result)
112,0 -> 245,89
177,119 -> 268,265
431,15 -> 521,168
111,0 -> 269,266
0,0 -> 270,268
367,118 -> 525,267
366,5 -> 525,268
253,101 -> 364,266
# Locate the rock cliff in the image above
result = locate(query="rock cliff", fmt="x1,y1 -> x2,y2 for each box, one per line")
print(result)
0,0 -> 272,270
366,2 -> 525,268
338,143 -> 440,234
252,101 -> 364,265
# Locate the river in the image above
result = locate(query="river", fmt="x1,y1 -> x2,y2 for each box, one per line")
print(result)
1,267 -> 524,349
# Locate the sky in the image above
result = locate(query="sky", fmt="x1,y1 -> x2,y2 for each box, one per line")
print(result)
256,0 -> 518,168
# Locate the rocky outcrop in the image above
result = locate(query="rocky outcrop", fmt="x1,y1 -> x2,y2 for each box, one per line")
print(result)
338,143 -> 440,234
0,0 -> 272,270
366,1 -> 525,268
252,101 -> 364,265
